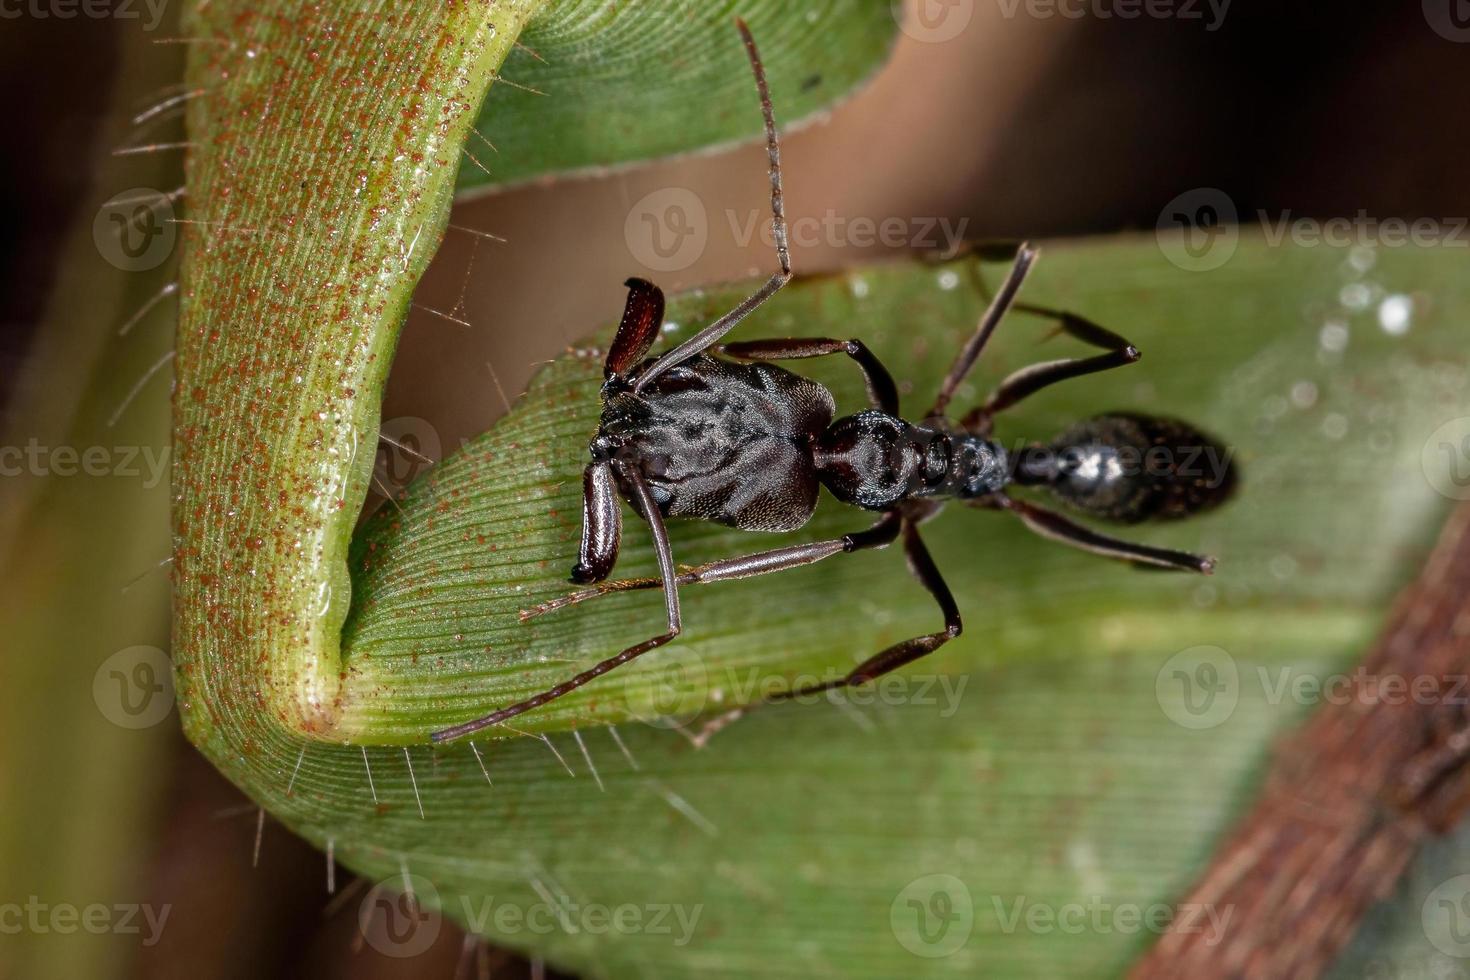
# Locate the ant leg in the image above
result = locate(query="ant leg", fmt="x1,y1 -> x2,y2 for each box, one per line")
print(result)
802,521 -> 961,689
986,493 -> 1215,573
927,243 -> 1038,420
570,461 -> 623,584
430,464 -> 681,742
692,520 -> 961,746
522,512 -> 902,621
961,305 -> 1140,435
719,337 -> 898,413
967,240 -> 1033,265
633,21 -> 790,393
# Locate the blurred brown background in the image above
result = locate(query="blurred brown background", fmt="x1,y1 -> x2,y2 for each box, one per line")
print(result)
3,1 -> 1470,976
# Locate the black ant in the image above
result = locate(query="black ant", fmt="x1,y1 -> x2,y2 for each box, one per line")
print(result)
431,20 -> 1236,744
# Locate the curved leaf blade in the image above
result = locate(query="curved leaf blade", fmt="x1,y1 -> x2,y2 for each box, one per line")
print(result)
458,0 -> 900,194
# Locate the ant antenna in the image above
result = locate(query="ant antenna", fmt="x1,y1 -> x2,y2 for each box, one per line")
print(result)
738,16 -> 790,280
631,18 -> 792,393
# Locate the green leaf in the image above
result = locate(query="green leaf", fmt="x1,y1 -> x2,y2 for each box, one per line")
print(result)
170,0 -> 546,755
228,237 -> 1468,975
457,0 -> 899,193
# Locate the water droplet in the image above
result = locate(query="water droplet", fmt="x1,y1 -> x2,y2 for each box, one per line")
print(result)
662,320 -> 680,335
1378,293 -> 1412,336
937,269 -> 960,291
1319,320 -> 1349,353
1262,395 -> 1288,419
1339,282 -> 1372,311
1290,380 -> 1319,409
1347,246 -> 1376,274
1322,413 -> 1349,440
849,277 -> 870,299
1269,554 -> 1298,581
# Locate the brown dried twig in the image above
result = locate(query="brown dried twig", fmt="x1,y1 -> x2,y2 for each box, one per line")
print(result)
1132,501 -> 1470,979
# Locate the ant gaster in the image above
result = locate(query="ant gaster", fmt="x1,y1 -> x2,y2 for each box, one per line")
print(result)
431,20 -> 1236,744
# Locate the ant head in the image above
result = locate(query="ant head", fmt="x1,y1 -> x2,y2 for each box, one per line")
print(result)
1020,413 -> 1238,524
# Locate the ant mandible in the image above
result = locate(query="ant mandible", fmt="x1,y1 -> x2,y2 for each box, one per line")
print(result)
431,19 -> 1236,744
